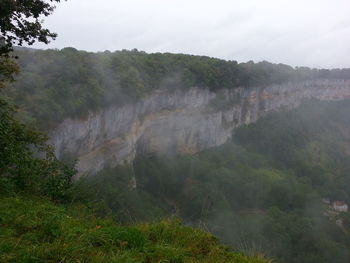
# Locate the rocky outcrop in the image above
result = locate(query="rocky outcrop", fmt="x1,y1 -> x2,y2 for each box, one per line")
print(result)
50,79 -> 350,177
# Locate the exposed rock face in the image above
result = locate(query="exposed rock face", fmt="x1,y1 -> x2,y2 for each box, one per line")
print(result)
50,79 -> 350,177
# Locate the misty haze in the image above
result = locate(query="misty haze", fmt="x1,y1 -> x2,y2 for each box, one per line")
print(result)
1,1 -> 350,263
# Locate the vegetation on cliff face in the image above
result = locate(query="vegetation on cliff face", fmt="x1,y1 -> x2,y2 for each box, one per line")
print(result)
5,48 -> 350,127
71,100 -> 350,263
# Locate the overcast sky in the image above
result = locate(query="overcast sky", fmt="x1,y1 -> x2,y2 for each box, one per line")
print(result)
31,0 -> 350,68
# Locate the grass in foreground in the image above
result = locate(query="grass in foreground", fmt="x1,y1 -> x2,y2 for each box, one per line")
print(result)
0,195 -> 272,263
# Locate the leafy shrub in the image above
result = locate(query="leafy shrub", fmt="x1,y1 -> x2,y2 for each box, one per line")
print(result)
0,97 -> 76,200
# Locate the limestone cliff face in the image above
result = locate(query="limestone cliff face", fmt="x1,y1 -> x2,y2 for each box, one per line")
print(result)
50,79 -> 350,177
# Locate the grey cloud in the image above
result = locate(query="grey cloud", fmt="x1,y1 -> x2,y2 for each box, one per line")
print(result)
31,0 -> 350,68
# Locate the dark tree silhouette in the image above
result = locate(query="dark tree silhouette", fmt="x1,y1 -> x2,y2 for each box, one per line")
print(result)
0,0 -> 63,56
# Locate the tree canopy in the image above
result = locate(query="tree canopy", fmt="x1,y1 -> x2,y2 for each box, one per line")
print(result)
0,0 -> 62,56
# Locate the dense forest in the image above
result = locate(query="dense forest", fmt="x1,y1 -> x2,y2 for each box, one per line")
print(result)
5,48 -> 350,127
69,100 -> 350,263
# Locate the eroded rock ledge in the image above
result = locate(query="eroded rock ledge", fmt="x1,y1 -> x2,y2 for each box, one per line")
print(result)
50,79 -> 350,177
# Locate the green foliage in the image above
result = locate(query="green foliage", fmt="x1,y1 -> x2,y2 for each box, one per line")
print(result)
69,165 -> 167,222
0,97 -> 75,200
0,57 -> 19,88
0,196 -> 270,263
235,100 -> 350,203
0,0 -> 61,56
